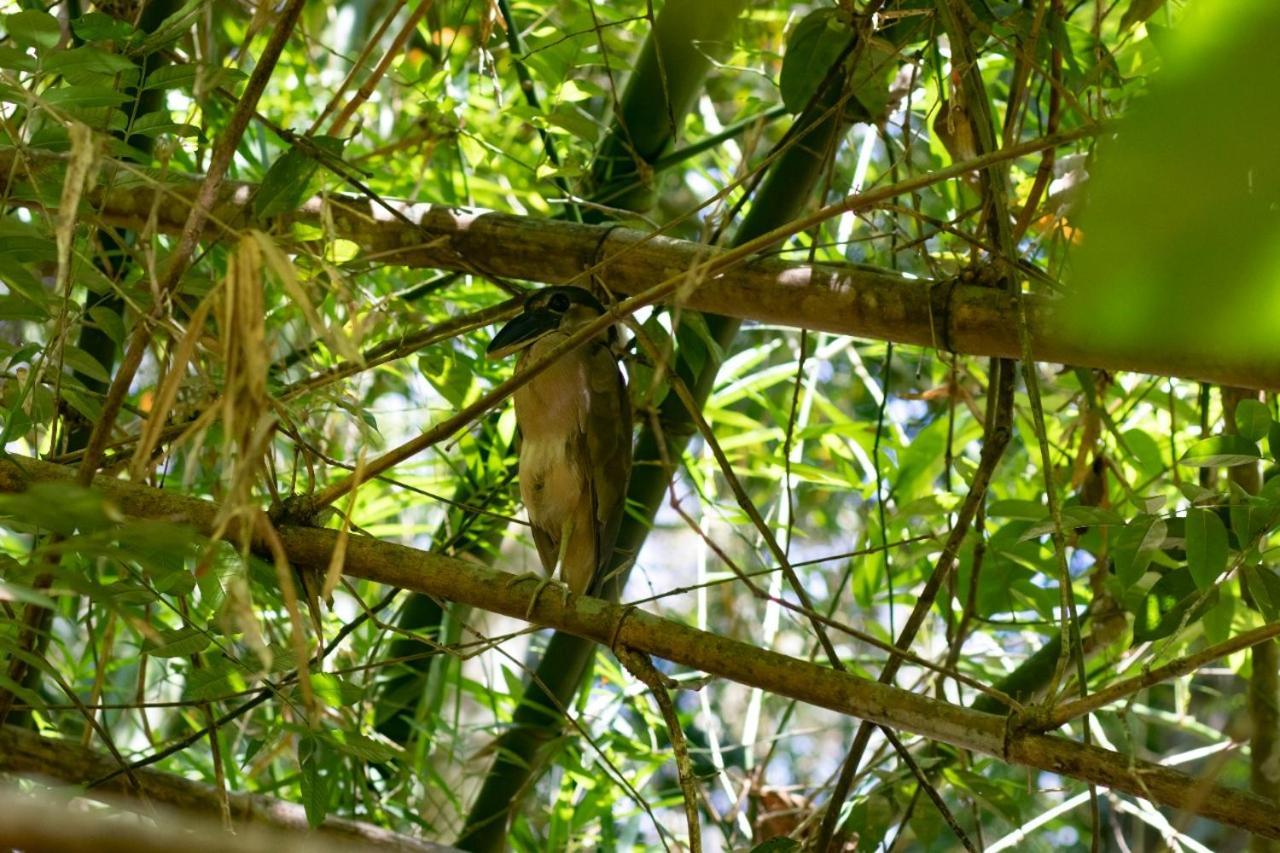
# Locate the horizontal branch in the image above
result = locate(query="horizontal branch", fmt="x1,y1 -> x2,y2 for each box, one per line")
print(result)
2,454 -> 1277,839
0,726 -> 449,852
4,147 -> 1275,389
0,782 -> 452,853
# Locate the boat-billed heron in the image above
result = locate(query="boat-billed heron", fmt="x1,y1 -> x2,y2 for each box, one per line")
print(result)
486,286 -> 632,606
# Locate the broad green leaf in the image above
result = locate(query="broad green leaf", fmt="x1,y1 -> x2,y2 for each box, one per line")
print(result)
71,12 -> 139,43
41,85 -> 132,109
61,345 -> 112,384
1133,571 -> 1216,644
1185,508 -> 1227,590
253,136 -> 344,219
778,9 -> 850,114
144,626 -> 211,658
1203,588 -> 1235,646
0,46 -> 37,73
88,305 -> 126,346
129,111 -> 201,139
1179,435 -> 1260,468
4,10 -> 60,50
1234,399 -> 1272,442
311,673 -> 364,709
1245,565 -> 1280,623
43,47 -> 138,83
1113,514 -> 1166,588
142,63 -> 200,91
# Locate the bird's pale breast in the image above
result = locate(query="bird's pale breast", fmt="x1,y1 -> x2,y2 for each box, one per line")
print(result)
514,335 -> 591,530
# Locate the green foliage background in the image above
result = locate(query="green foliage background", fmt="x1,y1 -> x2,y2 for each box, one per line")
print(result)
0,0 -> 1278,850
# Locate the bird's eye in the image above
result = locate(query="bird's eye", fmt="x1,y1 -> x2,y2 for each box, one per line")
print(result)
549,293 -> 570,312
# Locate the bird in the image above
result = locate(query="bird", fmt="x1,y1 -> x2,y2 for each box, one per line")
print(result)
486,286 -> 632,612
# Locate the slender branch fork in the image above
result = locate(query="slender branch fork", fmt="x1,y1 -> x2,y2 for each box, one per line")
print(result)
2,454 -> 1279,840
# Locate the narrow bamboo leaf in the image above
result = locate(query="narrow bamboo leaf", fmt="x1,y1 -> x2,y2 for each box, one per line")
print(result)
298,734 -> 330,827
319,729 -> 400,763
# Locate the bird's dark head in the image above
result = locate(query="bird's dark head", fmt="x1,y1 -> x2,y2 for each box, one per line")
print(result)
486,286 -> 607,359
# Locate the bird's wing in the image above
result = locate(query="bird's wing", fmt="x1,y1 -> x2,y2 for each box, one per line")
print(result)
583,341 -> 632,589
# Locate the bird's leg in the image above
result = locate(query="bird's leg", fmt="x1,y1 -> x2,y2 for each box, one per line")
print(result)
552,516 -> 576,609
505,571 -> 557,620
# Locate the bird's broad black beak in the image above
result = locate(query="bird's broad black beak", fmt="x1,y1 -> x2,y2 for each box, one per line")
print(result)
486,310 -> 559,359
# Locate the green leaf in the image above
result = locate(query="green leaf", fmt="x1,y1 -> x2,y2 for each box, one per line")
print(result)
846,37 -> 898,121
1245,565 -> 1280,623
1185,508 -> 1227,590
61,345 -> 112,384
319,729 -> 400,763
144,626 -> 211,658
778,9 -> 850,114
419,349 -> 473,409
142,63 -> 200,91
0,579 -> 56,608
311,673 -> 364,708
43,47 -> 138,83
1234,399 -> 1272,442
254,149 -> 321,219
1120,0 -> 1168,31
1179,435 -> 1260,468
4,10 -> 60,50
1270,419 -> 1280,462
71,12 -> 139,43
1113,514 -> 1166,588
131,0 -> 203,56
298,734 -> 330,828
41,85 -> 132,109
0,482 -> 118,535
253,137 -> 344,218
1065,1 -> 1280,373
1203,588 -> 1235,646
128,111 -> 202,138
185,660 -> 249,701
0,46 -> 37,73
1133,571 -> 1216,644
88,305 -> 126,346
